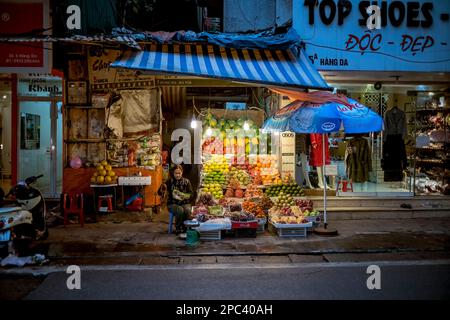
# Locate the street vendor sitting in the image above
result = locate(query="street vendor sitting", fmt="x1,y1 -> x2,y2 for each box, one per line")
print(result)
166,164 -> 194,234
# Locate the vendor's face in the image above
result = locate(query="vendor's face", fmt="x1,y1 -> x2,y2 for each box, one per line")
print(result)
174,169 -> 183,180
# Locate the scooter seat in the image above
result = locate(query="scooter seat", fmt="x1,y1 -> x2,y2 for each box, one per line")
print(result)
0,207 -> 23,214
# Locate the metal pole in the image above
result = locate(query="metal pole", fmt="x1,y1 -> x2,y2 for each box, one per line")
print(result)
323,134 -> 327,229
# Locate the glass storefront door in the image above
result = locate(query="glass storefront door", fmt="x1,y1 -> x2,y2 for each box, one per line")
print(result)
18,100 -> 62,197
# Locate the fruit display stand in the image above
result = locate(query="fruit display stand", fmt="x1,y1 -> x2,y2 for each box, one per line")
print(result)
231,219 -> 258,238
257,218 -> 267,234
267,193 -> 321,238
270,221 -> 312,237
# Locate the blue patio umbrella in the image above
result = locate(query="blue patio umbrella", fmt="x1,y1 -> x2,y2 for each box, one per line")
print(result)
263,98 -> 384,234
263,98 -> 383,134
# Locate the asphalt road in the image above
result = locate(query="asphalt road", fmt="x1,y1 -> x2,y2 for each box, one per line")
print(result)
23,260 -> 450,300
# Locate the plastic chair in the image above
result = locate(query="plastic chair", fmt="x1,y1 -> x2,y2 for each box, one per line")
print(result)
168,209 -> 175,234
62,193 -> 84,227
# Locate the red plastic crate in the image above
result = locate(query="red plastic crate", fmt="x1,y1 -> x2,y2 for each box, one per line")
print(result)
231,220 -> 258,229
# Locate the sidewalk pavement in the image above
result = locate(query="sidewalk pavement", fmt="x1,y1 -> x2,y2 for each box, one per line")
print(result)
30,209 -> 449,264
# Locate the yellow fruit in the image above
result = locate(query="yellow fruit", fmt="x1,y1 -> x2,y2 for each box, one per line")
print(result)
100,170 -> 107,176
93,172 -> 98,177
90,177 -> 97,183
97,165 -> 104,171
105,176 -> 112,183
96,176 -> 105,184
101,160 -> 108,166
105,165 -> 112,171
108,170 -> 115,177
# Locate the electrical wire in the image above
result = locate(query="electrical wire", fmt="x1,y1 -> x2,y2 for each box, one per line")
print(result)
304,42 -> 450,64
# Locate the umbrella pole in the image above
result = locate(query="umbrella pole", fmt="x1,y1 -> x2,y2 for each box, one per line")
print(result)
314,133 -> 338,236
323,134 -> 327,229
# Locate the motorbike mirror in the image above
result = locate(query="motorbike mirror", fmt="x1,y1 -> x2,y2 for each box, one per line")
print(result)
25,174 -> 43,185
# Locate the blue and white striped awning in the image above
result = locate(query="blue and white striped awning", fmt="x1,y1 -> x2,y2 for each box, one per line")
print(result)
111,44 -> 331,90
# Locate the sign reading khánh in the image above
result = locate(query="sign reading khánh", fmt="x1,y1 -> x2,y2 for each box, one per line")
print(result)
280,131 -> 296,180
293,0 -> 450,72
18,74 -> 62,98
88,49 -> 155,90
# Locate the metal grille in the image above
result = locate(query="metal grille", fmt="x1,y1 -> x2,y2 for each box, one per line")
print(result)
362,93 -> 389,115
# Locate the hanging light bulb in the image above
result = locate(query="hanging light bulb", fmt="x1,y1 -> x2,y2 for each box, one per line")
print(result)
243,121 -> 250,131
190,116 -> 197,129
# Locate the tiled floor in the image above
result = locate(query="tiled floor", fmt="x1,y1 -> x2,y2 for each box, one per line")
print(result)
337,182 -> 414,197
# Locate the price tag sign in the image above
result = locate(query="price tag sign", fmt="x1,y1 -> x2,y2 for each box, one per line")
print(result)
325,164 -> 338,176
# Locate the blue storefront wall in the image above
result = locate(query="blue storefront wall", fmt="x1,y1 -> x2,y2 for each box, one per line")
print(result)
293,0 -> 450,72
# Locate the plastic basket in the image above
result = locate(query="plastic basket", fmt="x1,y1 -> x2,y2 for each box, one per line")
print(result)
271,221 -> 312,238
199,229 -> 221,240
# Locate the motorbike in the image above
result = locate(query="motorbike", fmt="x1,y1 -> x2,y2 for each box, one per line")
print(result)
0,175 -> 48,257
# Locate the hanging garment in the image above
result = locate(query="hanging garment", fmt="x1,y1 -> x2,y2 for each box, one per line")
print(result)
384,107 -> 407,141
345,137 -> 372,183
309,133 -> 330,167
383,134 -> 408,182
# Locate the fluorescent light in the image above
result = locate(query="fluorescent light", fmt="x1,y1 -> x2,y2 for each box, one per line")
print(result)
190,119 -> 197,129
243,121 -> 250,130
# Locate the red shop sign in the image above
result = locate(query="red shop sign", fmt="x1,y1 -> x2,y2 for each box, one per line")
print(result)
0,1 -> 51,73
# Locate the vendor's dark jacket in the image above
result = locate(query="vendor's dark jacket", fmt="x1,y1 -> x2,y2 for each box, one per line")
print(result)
166,177 -> 193,206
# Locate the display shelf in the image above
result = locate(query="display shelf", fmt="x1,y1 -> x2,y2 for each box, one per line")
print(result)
65,105 -> 105,109
415,159 -> 445,165
415,108 -> 450,113
65,138 -> 105,143
412,91 -> 449,195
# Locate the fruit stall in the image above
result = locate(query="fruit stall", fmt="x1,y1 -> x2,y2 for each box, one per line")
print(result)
189,111 -> 323,239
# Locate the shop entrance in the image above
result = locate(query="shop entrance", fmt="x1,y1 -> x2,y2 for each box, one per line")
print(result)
18,99 -> 62,198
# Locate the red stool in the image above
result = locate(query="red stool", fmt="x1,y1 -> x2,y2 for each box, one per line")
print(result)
62,193 -> 84,227
337,179 -> 354,192
98,195 -> 113,213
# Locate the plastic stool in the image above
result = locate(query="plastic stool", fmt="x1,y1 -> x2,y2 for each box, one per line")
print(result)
337,179 -> 354,192
168,209 -> 175,234
62,193 -> 84,227
98,195 -> 113,213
